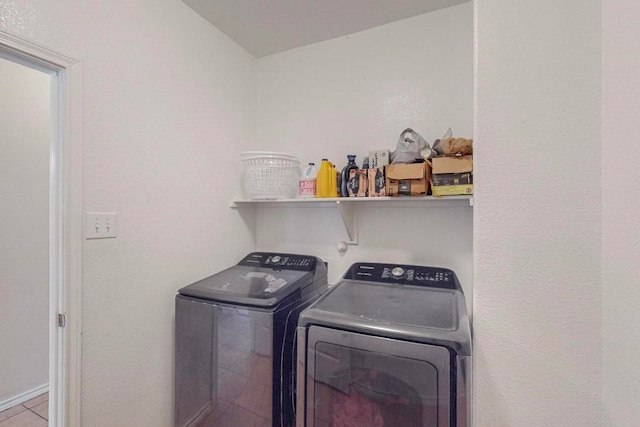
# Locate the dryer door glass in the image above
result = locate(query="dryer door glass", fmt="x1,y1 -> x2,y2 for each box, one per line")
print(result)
306,326 -> 451,427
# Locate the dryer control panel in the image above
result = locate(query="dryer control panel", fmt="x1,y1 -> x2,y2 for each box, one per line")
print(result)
345,262 -> 458,290
238,252 -> 318,271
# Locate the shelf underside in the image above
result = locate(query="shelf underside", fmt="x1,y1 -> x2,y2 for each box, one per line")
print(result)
231,195 -> 473,208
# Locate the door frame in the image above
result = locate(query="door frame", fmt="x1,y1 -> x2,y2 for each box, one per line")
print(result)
0,31 -> 82,427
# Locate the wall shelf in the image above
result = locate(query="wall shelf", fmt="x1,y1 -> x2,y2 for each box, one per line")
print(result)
230,195 -> 473,245
230,195 -> 473,208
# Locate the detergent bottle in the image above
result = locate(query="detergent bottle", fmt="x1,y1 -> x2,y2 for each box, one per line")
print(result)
330,163 -> 339,198
316,159 -> 333,198
298,162 -> 317,198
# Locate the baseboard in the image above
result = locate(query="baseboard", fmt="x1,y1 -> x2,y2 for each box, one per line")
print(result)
0,383 -> 49,412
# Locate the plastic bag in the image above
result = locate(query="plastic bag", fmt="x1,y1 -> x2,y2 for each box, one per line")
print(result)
431,127 -> 452,156
390,128 -> 428,164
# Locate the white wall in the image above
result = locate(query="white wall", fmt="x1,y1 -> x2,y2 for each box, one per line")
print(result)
474,1 -> 602,425
255,4 -> 474,301
1,1 -> 256,426
0,58 -> 50,404
256,4 -> 472,163
602,0 -> 640,425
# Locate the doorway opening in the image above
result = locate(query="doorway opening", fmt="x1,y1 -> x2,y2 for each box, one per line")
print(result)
0,31 -> 82,427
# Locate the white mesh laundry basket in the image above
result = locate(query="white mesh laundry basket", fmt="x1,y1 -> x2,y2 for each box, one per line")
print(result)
241,151 -> 300,199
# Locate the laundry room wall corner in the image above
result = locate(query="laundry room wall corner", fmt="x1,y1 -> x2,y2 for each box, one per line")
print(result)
474,0 -> 602,425
602,0 -> 640,424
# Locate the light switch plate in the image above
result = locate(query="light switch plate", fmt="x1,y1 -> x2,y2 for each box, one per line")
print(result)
86,212 -> 117,239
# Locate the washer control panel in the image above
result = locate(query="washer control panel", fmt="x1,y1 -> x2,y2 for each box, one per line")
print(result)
345,262 -> 458,290
238,252 -> 317,271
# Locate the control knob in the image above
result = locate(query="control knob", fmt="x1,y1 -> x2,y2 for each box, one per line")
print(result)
391,267 -> 405,278
271,255 -> 281,263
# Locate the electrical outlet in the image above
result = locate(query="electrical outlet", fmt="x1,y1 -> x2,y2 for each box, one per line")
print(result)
86,212 -> 117,239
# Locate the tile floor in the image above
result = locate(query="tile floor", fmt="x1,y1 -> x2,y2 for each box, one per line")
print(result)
0,392 -> 48,427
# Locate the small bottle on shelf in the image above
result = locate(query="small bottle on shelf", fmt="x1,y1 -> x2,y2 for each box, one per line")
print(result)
340,155 -> 358,197
330,163 -> 339,198
299,162 -> 317,198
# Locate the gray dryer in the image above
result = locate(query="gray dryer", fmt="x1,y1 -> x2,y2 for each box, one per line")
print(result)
296,262 -> 471,427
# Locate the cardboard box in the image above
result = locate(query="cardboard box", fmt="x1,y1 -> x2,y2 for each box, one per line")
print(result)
431,155 -> 473,196
368,167 -> 386,197
385,162 -> 430,196
347,169 -> 368,197
369,150 -> 390,169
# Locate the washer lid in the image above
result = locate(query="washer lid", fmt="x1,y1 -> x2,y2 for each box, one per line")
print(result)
315,280 -> 458,330
299,279 -> 472,354
178,265 -> 312,307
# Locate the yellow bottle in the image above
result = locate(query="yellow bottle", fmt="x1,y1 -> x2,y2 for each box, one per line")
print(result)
329,163 -> 339,198
316,159 -> 333,198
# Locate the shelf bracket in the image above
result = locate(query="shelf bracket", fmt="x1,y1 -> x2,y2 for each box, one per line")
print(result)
336,200 -> 358,245
228,201 -> 257,247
